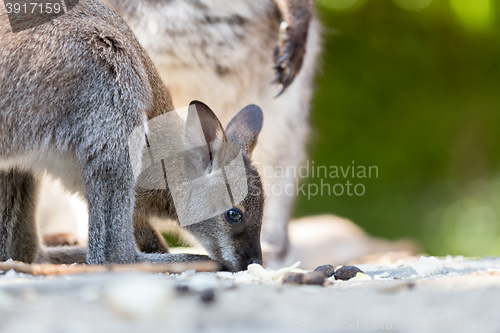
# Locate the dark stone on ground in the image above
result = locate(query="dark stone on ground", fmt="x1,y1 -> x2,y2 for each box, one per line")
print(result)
334,266 -> 364,281
175,284 -> 189,294
302,271 -> 326,286
200,289 -> 215,303
283,272 -> 304,285
314,265 -> 335,278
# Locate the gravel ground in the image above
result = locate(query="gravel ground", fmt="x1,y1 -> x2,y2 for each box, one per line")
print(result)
1,256 -> 500,333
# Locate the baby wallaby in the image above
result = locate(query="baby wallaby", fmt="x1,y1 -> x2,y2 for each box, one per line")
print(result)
0,0 -> 264,271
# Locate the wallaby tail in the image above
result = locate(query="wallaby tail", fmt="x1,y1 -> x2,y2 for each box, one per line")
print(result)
37,246 -> 88,265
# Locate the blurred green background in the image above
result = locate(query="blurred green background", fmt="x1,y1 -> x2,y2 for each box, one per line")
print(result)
294,0 -> 500,257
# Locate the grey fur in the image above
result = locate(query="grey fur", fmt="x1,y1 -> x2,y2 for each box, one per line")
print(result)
98,0 -> 321,266
226,105 -> 264,154
0,0 -> 264,271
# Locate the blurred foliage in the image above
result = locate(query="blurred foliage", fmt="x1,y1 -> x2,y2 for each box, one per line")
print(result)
161,230 -> 185,248
295,0 -> 500,256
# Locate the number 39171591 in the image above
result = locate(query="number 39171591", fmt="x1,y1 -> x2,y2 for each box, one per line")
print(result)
5,2 -> 62,14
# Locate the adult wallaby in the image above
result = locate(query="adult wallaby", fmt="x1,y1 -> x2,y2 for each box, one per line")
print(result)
0,0 -> 264,272
99,0 -> 322,267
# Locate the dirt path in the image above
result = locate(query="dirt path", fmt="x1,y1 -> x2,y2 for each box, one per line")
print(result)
1,257 -> 500,333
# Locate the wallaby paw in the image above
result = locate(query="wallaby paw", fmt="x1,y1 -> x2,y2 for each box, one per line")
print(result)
273,21 -> 307,95
38,246 -> 88,265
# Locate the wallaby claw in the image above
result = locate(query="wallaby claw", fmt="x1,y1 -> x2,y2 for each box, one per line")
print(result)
272,21 -> 307,96
271,71 -> 282,84
276,51 -> 292,64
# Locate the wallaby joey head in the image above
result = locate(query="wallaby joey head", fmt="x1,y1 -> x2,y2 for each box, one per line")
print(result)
134,101 -> 264,272
0,0 -> 264,271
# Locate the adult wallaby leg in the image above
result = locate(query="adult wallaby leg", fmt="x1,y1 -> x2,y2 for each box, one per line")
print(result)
78,145 -> 139,264
256,18 -> 322,267
0,169 -> 40,263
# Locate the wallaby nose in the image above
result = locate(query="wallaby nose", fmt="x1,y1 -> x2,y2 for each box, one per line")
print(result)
249,258 -> 263,266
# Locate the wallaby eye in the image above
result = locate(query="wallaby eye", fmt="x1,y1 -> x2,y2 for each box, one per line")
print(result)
225,208 -> 243,223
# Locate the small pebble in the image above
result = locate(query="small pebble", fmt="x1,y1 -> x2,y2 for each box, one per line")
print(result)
200,290 -> 215,303
334,266 -> 364,281
413,256 -> 443,277
175,284 -> 189,294
283,272 -> 304,285
314,265 -> 335,278
302,271 -> 325,286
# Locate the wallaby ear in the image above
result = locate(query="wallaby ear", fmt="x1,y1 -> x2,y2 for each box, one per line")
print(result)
186,100 -> 226,146
183,101 -> 226,174
226,104 -> 264,155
